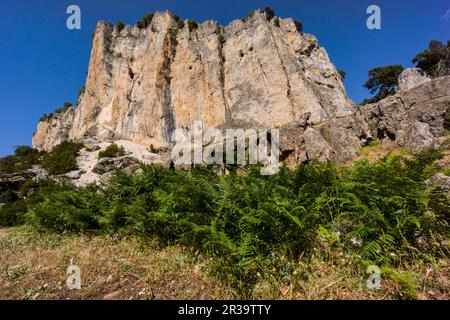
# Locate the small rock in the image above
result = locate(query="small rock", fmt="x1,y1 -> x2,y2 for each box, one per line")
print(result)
425,173 -> 450,193
90,145 -> 101,152
65,169 -> 86,180
27,166 -> 48,181
103,290 -> 122,300
92,156 -> 141,175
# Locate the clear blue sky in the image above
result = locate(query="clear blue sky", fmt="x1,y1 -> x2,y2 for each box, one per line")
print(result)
0,0 -> 449,156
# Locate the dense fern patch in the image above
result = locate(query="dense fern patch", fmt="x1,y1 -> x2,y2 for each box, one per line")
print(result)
23,147 -> 450,296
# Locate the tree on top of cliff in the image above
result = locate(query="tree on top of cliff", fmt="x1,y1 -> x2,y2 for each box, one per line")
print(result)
264,7 -> 275,21
362,64 -> 404,104
412,40 -> 448,77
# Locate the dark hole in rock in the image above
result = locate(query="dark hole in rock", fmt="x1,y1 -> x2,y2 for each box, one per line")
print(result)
128,68 -> 135,79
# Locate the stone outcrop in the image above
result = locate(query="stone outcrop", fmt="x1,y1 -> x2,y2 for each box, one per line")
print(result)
33,10 -> 367,165
32,107 -> 75,151
361,76 -> 450,151
397,68 -> 430,92
92,156 -> 141,175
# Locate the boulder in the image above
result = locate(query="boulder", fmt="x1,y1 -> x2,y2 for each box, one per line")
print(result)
92,156 -> 141,175
362,76 -> 450,151
27,165 -> 48,181
65,170 -> 86,180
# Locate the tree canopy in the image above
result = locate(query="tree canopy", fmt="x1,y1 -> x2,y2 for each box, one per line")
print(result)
362,64 -> 404,104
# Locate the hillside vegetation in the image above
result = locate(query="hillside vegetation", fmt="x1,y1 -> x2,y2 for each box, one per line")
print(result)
1,142 -> 449,298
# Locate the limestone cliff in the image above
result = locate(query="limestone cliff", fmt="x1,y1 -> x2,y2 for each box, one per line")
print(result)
32,10 -> 369,164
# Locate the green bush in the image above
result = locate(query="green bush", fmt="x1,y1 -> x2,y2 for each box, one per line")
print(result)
98,143 -> 125,159
0,178 -> 72,227
77,85 -> 85,104
187,20 -> 198,32
173,15 -> 184,29
41,141 -> 84,175
273,17 -> 280,27
115,20 -> 125,33
136,12 -> 154,29
412,40 -> 448,77
294,20 -> 303,33
0,146 -> 41,174
264,7 -> 275,21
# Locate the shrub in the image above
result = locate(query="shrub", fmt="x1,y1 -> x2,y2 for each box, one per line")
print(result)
0,178 -> 72,227
293,20 -> 303,33
264,7 -> 275,21
273,17 -> 280,27
38,102 -> 74,122
338,69 -> 346,79
115,20 -> 125,33
63,102 -> 73,109
0,146 -> 40,174
28,185 -> 103,232
187,20 -> 198,32
77,85 -> 85,104
41,141 -> 84,175
412,40 -> 447,77
173,15 -> 185,29
98,143 -> 126,159
136,12 -> 154,29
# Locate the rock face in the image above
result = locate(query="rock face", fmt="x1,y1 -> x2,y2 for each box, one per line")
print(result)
362,76 -> 450,151
425,173 -> 450,193
31,10 -> 450,166
397,68 -> 430,92
32,10 -> 367,165
32,108 -> 75,151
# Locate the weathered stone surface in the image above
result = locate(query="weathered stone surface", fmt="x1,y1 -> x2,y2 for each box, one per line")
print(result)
361,76 -> 450,151
425,173 -> 450,193
27,165 -> 48,181
32,107 -> 75,151
32,10 -> 365,165
92,156 -> 141,175
397,68 -> 430,92
65,170 -> 86,180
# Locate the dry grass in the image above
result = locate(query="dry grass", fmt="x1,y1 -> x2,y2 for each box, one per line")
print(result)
341,140 -> 411,167
0,227 -> 233,300
0,228 -> 448,300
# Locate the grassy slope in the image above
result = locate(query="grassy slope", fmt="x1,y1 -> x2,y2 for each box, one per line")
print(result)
0,227 -> 448,300
1,141 -> 450,300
